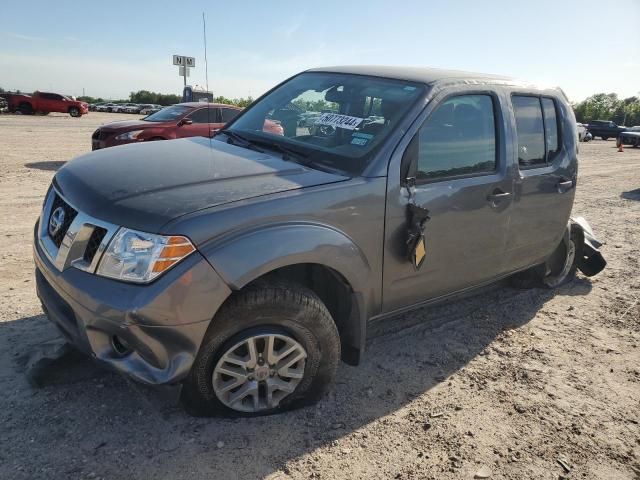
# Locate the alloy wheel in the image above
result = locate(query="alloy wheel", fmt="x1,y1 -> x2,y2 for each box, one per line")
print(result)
212,333 -> 307,413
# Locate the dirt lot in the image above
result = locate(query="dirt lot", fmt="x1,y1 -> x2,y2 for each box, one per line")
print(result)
0,112 -> 638,480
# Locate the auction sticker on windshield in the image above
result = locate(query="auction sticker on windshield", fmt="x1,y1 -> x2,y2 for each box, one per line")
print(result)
315,113 -> 363,130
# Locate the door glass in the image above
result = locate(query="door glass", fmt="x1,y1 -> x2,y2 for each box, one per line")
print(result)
416,94 -> 496,180
512,96 -> 545,167
220,108 -> 240,123
187,108 -> 216,123
541,98 -> 559,160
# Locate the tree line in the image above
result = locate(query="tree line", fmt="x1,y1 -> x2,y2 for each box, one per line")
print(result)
74,90 -> 254,107
572,93 -> 639,126
2,86 -> 639,125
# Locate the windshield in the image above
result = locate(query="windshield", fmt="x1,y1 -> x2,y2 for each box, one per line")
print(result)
223,72 -> 425,175
143,105 -> 190,122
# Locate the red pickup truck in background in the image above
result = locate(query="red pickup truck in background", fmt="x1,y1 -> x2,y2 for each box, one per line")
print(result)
5,91 -> 88,117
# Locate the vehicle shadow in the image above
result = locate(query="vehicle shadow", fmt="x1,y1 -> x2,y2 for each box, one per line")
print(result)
621,188 -> 640,201
24,160 -> 66,171
0,278 -> 592,479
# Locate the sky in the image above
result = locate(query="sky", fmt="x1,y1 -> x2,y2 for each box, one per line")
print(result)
1,0 -> 638,103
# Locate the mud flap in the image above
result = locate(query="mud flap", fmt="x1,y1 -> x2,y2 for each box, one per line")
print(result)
571,216 -> 607,277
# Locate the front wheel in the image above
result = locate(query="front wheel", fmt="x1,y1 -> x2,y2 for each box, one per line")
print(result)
182,281 -> 341,417
19,102 -> 34,115
69,107 -> 80,117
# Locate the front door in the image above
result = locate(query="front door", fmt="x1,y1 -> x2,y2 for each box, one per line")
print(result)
177,107 -> 220,138
382,92 -> 513,313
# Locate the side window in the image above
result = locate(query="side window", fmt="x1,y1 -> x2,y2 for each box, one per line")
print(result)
187,108 -> 216,123
415,94 -> 497,181
512,96 -> 545,167
220,108 -> 240,123
541,98 -> 559,160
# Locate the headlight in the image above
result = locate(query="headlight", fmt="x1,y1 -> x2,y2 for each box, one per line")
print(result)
96,228 -> 195,283
115,130 -> 145,140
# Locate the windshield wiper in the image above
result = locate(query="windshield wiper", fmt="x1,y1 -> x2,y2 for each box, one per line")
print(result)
257,140 -> 308,162
219,129 -> 264,153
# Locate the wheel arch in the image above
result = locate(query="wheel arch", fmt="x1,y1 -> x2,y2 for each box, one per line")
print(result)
201,223 -> 374,365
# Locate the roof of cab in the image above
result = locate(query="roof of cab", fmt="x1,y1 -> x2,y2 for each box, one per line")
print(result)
306,65 -> 527,88
176,102 -> 242,108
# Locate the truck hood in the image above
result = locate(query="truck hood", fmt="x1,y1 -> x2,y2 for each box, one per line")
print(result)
54,136 -> 349,232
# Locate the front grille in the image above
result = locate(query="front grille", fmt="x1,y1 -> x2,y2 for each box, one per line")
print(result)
49,194 -> 78,247
83,226 -> 107,263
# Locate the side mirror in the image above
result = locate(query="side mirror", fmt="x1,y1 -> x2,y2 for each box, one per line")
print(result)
179,118 -> 193,126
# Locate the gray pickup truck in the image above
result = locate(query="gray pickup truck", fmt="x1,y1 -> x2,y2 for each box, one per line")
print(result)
34,66 -> 605,416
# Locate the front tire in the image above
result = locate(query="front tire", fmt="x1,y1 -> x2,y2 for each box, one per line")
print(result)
182,281 -> 340,417
19,102 -> 34,115
69,107 -> 80,117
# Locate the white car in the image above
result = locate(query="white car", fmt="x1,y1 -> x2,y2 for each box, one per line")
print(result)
140,104 -> 163,115
577,123 -> 592,142
112,103 -> 138,113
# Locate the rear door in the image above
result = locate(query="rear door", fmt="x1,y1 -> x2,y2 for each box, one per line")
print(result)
382,91 -> 513,312
505,94 -> 576,271
218,107 -> 241,134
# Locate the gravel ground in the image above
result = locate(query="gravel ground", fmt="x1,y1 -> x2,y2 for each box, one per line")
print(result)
0,112 -> 639,480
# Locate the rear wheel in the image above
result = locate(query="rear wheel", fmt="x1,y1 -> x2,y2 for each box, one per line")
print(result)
541,231 -> 581,288
510,228 -> 583,289
182,281 -> 340,417
69,107 -> 80,117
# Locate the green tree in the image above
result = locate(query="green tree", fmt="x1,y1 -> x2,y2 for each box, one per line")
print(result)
572,93 -> 640,126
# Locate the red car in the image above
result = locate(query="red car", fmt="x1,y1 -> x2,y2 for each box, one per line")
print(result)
5,91 -> 88,117
91,102 -> 284,150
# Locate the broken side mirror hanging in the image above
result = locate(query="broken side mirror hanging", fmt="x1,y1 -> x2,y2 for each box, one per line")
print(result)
405,177 -> 430,270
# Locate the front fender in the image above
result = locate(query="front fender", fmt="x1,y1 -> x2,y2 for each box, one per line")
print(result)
200,222 -> 373,296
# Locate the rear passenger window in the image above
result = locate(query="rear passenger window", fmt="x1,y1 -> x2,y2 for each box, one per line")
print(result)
188,108 -> 217,123
220,108 -> 240,123
512,96 -> 545,167
415,94 -> 497,181
541,98 -> 559,159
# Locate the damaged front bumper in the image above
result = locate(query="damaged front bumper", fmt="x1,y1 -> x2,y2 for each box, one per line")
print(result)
571,216 -> 607,277
33,225 -> 231,386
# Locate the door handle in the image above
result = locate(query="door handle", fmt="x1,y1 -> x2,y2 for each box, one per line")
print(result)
487,189 -> 511,207
557,179 -> 574,193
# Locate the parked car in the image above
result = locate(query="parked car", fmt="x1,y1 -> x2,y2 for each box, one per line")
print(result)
4,91 -> 88,117
95,103 -> 116,112
576,123 -> 592,142
111,103 -> 138,113
34,66 -> 606,417
125,104 -> 152,114
91,102 -> 282,150
140,104 -> 163,115
617,126 -> 640,147
586,120 -> 627,140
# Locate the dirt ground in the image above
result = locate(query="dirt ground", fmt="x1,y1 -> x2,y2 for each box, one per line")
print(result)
0,112 -> 638,480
